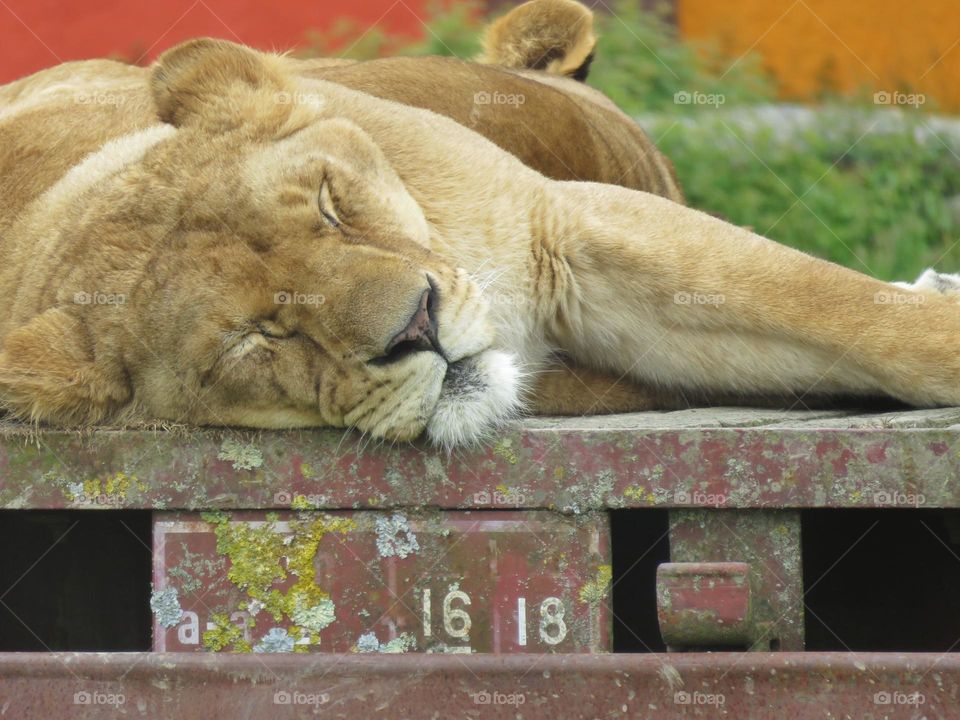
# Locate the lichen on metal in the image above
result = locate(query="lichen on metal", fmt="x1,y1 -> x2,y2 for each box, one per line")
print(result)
198,511 -> 355,652
355,631 -> 418,653
291,597 -> 336,633
167,547 -> 225,595
61,471 -> 145,506
491,438 -> 519,464
374,513 -> 420,558
154,510 -> 611,653
253,627 -> 295,653
216,438 -> 264,471
578,565 -> 613,606
150,587 -> 183,629
4,410 -> 960,510
668,510 -> 803,651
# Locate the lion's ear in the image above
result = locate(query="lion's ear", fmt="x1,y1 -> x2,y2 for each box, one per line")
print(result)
151,38 -> 294,132
0,309 -> 131,425
478,0 -> 596,81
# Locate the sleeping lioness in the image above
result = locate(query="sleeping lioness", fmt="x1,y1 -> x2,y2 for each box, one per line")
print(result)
1,4 -> 959,448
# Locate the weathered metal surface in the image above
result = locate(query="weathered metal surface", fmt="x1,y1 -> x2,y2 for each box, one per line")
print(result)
2,407 -> 959,510
669,510 -> 804,651
152,510 -> 611,653
657,562 -> 753,649
0,652 -> 954,718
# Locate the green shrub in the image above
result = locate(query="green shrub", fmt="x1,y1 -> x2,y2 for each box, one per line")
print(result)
649,111 -> 960,280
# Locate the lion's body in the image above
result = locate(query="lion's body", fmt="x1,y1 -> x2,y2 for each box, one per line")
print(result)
1,5 -> 960,446
296,56 -> 683,199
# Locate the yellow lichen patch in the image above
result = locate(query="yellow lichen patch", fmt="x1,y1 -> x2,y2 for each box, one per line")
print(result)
83,478 -> 102,498
102,471 -> 134,497
202,512 -> 355,652
624,486 -> 656,504
300,462 -> 316,480
494,483 -> 522,498
579,565 -> 613,605
63,471 -> 139,503
290,495 -> 315,511
492,439 -> 519,465
203,613 -> 252,652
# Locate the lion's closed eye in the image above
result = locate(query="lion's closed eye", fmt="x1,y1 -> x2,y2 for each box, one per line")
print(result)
256,320 -> 291,339
225,321 -> 291,360
318,177 -> 342,229
226,332 -> 272,360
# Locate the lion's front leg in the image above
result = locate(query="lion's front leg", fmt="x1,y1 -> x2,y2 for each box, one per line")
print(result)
528,359 -> 673,415
530,181 -> 960,408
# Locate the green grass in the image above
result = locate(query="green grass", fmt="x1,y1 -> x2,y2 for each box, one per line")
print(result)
302,1 -> 960,281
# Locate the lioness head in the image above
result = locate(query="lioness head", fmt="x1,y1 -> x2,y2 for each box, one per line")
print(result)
0,40 -> 522,447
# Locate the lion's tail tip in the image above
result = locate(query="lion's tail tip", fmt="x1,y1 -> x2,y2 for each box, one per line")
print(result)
477,0 -> 596,82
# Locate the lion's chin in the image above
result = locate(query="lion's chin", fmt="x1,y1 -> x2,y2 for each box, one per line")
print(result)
426,349 -> 523,450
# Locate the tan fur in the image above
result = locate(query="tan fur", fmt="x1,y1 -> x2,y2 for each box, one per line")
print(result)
478,0 -> 596,79
1,33 -> 959,445
294,55 -> 683,200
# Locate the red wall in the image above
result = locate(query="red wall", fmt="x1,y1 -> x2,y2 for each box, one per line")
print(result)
0,0 -> 432,84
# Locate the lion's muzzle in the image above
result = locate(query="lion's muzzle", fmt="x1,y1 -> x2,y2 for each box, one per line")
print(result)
379,284 -> 443,363
426,349 -> 523,449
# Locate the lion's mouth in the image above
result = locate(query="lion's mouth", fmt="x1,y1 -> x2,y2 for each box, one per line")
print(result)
426,349 -> 523,449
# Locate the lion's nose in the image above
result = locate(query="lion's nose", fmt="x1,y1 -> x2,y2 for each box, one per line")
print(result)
379,285 -> 442,363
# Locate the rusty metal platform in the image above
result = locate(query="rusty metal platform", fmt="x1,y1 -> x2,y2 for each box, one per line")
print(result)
0,652 -> 954,718
1,406 -> 958,511
2,407 -> 960,717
